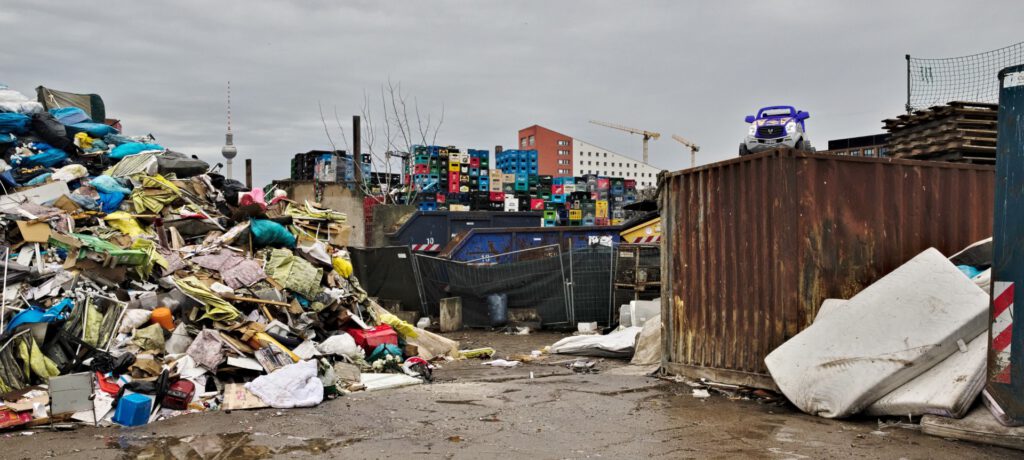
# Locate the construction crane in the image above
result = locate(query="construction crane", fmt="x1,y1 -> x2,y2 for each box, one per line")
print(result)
671,134 -> 700,169
589,120 -> 660,164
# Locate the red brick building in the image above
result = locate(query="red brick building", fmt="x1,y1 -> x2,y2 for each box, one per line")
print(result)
517,125 -> 574,177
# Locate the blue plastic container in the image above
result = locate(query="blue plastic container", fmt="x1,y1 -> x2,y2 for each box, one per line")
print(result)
113,393 -> 152,427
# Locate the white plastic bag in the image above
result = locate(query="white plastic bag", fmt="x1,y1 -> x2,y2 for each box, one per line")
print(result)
316,333 -> 362,359
245,360 -> 323,409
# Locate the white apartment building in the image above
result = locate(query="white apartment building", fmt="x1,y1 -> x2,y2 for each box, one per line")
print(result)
572,139 -> 661,188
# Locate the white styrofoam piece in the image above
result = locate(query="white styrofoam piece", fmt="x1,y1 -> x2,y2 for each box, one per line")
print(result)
814,293 -> 987,418
764,248 -> 989,418
360,373 -> 422,392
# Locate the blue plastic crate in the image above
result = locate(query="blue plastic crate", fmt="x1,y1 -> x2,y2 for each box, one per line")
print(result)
419,202 -> 437,211
113,393 -> 152,427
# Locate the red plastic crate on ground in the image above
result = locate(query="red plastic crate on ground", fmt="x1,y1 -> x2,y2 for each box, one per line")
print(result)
343,324 -> 399,354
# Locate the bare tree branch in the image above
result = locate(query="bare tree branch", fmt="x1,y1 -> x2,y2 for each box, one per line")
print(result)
332,105 -> 350,152
318,101 -> 337,152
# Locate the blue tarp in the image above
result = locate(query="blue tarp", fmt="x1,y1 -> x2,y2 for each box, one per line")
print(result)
67,122 -> 118,138
49,107 -> 90,125
4,298 -> 74,333
109,142 -> 164,160
22,148 -> 68,168
250,219 -> 296,248
0,112 -> 30,134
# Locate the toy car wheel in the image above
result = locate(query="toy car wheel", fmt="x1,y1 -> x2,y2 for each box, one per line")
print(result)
795,139 -> 807,151
739,143 -> 750,156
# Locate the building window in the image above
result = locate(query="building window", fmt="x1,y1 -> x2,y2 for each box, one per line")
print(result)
880,147 -> 890,157
529,135 -> 535,146
520,137 -> 527,147
558,140 -> 569,146
558,149 -> 570,156
603,153 -> 607,157
864,148 -> 875,157
849,149 -> 860,156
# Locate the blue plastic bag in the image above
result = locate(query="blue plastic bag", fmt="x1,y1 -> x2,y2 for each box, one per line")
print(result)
90,175 -> 132,194
4,298 -> 74,333
67,122 -> 118,138
25,172 -> 52,185
957,264 -> 982,279
22,148 -> 67,168
109,142 -> 164,160
49,107 -> 90,125
97,190 -> 125,213
250,219 -> 296,248
0,112 -> 30,134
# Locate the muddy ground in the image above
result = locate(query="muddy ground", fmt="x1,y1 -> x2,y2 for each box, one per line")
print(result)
1,331 -> 1019,459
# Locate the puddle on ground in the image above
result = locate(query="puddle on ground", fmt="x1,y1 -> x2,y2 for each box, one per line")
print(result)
108,432 -> 359,459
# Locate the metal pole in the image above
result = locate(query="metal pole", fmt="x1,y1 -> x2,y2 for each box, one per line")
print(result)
352,116 -> 363,186
0,247 -> 8,332
245,158 -> 253,189
905,54 -> 912,113
690,148 -> 696,169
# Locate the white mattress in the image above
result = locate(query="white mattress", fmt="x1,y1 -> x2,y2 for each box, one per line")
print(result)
765,248 -> 989,418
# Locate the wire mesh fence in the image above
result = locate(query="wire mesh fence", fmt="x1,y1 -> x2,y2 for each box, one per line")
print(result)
907,41 -> 1024,111
413,242 -> 652,329
415,245 -> 569,327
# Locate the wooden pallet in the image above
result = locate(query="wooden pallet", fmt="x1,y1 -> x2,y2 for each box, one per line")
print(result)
884,101 -> 998,162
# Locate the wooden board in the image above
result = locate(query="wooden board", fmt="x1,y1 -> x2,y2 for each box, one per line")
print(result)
921,405 -> 1024,451
440,297 -> 462,333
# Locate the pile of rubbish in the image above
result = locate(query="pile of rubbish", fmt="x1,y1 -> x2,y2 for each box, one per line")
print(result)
766,239 -> 1023,449
0,84 -> 460,430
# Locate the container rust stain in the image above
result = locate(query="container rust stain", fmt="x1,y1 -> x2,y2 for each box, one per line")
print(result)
660,149 -> 995,389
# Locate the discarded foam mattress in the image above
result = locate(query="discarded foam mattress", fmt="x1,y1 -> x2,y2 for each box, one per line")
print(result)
814,299 -> 986,419
765,248 -> 989,418
550,326 -> 642,358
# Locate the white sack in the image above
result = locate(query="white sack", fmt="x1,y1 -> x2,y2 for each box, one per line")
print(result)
630,315 -> 662,366
245,360 -> 324,408
765,248 -> 989,418
316,333 -> 363,359
816,299 -> 987,419
551,326 -> 642,358
118,309 -> 151,334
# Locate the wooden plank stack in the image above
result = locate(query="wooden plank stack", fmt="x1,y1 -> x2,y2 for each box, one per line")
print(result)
882,101 -> 998,163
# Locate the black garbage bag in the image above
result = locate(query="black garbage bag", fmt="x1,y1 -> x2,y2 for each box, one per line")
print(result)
157,150 -> 210,178
207,172 -> 251,206
30,112 -> 78,153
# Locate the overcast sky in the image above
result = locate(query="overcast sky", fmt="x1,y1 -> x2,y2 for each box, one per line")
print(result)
3,1 -> 1023,187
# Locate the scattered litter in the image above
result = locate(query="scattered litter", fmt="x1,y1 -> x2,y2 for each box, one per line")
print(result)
482,359 -> 521,368
692,389 -> 711,399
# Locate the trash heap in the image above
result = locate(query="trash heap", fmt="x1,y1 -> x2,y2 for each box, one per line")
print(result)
0,84 -> 460,430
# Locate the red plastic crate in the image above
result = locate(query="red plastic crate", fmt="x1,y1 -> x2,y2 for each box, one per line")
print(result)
436,193 -> 447,204
414,164 -> 429,174
490,192 -> 505,202
448,171 -> 460,183
344,324 -> 398,354
530,198 -> 545,210
552,184 -> 564,194
625,179 -> 637,188
470,157 -> 480,167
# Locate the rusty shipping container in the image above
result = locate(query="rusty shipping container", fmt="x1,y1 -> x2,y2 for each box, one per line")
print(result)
660,149 -> 995,389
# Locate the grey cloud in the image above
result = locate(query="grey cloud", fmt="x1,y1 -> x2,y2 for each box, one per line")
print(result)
3,1 -> 1023,186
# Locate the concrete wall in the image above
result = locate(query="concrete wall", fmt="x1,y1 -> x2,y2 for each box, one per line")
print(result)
277,181 -> 366,247
371,205 -> 417,247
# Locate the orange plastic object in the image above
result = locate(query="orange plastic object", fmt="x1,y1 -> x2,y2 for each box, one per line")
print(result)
150,307 -> 174,331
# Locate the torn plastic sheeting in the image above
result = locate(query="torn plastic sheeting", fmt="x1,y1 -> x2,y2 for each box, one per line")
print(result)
191,250 -> 265,289
245,360 -> 323,408
173,276 -> 241,322
815,299 -> 987,419
104,152 -> 159,178
764,248 -> 989,419
187,329 -> 226,371
250,219 -> 296,248
104,211 -> 148,237
550,326 -> 643,358
132,323 -> 166,351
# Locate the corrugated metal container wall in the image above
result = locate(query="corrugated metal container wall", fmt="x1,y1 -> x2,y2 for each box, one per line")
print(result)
660,149 -> 995,389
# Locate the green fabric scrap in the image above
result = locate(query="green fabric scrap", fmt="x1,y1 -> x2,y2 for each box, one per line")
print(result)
17,337 -> 59,380
132,323 -> 166,351
83,301 -> 103,347
131,174 -> 181,213
174,276 -> 241,322
264,249 -> 323,299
